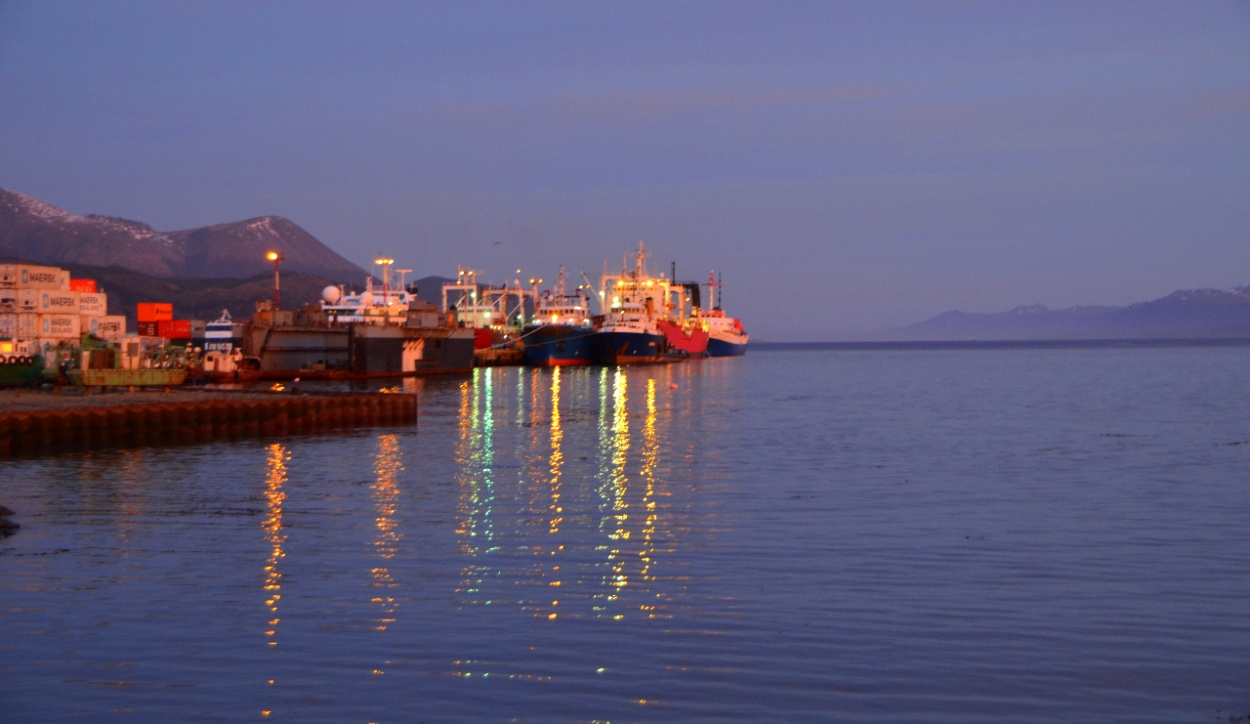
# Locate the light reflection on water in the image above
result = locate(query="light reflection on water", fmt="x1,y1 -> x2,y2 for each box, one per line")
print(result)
3,348 -> 1250,721
453,367 -> 678,628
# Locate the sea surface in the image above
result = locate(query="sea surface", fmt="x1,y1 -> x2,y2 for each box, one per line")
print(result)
2,343 -> 1249,722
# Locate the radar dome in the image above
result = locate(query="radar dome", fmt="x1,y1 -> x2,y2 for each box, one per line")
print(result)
322,286 -> 342,304
359,291 -> 375,306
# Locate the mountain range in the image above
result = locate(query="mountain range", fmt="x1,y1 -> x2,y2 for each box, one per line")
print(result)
0,189 -> 365,281
895,288 -> 1250,341
2,188 -> 1246,339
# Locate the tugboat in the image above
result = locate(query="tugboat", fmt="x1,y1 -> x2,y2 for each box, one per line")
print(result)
520,267 -> 596,367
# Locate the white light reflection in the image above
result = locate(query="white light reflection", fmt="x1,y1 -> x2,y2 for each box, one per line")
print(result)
455,369 -> 498,607
450,367 -> 678,629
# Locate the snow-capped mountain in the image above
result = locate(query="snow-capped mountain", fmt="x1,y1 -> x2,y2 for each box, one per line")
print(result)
0,189 -> 365,282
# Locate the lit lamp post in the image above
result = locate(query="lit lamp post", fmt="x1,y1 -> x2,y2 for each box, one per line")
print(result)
374,256 -> 394,302
266,251 -> 284,310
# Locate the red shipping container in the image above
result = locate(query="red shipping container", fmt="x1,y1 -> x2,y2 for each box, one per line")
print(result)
157,319 -> 192,339
68,278 -> 98,293
137,302 -> 174,322
137,321 -> 160,337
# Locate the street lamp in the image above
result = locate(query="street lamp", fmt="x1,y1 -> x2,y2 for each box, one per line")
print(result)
266,251 -> 284,310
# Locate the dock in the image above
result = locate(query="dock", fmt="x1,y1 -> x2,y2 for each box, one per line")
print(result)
0,389 -> 418,458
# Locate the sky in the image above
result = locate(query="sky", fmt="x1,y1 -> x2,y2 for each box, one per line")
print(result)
1,1 -> 1248,341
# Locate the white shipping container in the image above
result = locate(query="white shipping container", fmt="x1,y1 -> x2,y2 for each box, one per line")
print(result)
16,313 -> 39,339
0,264 -> 16,285
18,264 -> 69,290
17,289 -> 39,310
78,292 -> 107,317
39,290 -> 79,313
0,313 -> 14,337
39,313 -> 81,339
90,315 -> 127,340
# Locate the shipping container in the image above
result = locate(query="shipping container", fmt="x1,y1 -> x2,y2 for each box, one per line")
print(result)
78,292 -> 107,317
16,313 -> 38,339
38,290 -> 79,313
90,315 -> 127,341
16,265 -> 69,290
68,278 -> 98,293
0,313 -> 14,338
17,289 -> 39,310
157,319 -> 193,339
0,264 -> 16,285
137,321 -> 160,337
39,313 -> 81,339
137,302 -> 174,322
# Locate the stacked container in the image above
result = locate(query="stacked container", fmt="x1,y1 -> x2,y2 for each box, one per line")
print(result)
0,264 -> 128,358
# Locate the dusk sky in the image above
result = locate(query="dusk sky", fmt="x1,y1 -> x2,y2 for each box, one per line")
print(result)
2,1 -> 1248,340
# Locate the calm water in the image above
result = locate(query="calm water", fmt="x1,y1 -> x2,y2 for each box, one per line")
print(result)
3,345 -> 1249,722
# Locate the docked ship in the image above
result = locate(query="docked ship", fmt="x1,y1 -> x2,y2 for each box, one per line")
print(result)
197,310 -> 261,383
441,267 -> 533,366
519,267 -> 596,367
592,243 -> 708,365
241,259 -> 475,379
703,272 -> 749,357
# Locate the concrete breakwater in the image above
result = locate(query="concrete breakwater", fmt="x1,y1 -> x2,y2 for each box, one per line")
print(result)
0,392 -> 418,458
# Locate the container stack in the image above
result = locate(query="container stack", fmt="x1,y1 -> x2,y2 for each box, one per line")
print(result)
0,263 -> 127,360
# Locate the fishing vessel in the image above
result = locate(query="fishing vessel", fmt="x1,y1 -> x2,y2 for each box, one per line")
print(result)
520,267 -> 596,366
592,243 -> 708,364
242,258 -> 476,379
703,272 -> 749,357
441,267 -> 533,366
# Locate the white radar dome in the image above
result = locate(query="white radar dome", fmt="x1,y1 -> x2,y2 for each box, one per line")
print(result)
359,291 -> 375,306
322,286 -> 343,304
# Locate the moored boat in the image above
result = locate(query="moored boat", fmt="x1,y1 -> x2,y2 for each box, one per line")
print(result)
591,242 -> 707,364
591,243 -> 670,364
520,267 -> 596,367
441,267 -> 532,366
703,272 -> 748,357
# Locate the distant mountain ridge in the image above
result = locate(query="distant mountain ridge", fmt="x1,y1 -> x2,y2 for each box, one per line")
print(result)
0,188 -> 366,281
898,286 -> 1250,340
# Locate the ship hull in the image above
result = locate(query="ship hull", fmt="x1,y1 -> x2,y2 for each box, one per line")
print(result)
706,336 -> 748,357
521,325 -> 596,367
592,331 -> 670,365
656,319 -> 710,358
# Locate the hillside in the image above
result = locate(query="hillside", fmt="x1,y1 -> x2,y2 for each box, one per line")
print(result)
0,188 -> 366,281
897,287 -> 1250,341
